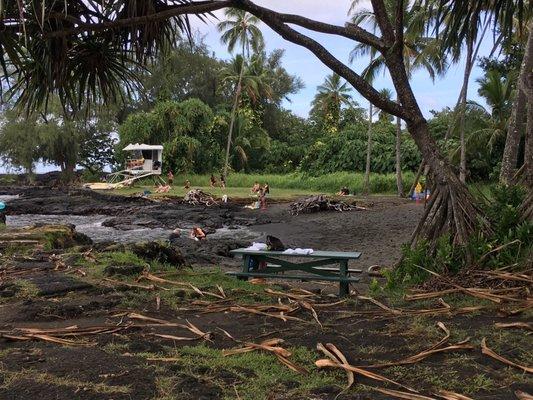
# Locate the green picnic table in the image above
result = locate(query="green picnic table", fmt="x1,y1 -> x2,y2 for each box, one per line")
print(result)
227,248 -> 362,296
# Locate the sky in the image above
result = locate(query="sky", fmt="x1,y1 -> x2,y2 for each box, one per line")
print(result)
189,0 -> 497,118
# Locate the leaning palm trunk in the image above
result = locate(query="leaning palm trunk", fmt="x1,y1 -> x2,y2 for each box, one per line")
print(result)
500,89 -> 526,184
458,35 -> 474,183
223,60 -> 245,180
363,101 -> 373,195
395,95 -> 404,196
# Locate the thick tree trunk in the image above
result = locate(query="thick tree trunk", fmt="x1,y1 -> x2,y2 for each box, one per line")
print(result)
406,118 -> 486,250
223,58 -> 245,180
500,89 -> 526,184
363,101 -> 373,195
395,100 -> 404,196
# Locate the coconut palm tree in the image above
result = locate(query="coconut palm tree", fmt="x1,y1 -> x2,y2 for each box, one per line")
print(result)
217,9 -> 264,179
311,73 -> 353,133
350,0 -> 447,196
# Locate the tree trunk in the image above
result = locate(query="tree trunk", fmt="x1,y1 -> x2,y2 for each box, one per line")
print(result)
223,58 -> 246,180
363,101 -> 373,195
458,36 -> 474,183
395,95 -> 404,196
517,22 -> 533,221
500,89 -> 526,184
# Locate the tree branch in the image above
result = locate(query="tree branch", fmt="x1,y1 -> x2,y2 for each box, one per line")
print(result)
234,0 -> 407,119
370,0 -> 395,44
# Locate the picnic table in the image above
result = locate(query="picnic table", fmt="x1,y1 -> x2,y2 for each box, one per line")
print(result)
227,248 -> 362,296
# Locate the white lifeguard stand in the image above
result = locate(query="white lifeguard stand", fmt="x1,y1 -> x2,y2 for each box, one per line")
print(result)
123,143 -> 164,175
85,143 -> 166,190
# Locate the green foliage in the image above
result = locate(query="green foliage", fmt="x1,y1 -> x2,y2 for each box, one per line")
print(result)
300,120 -> 421,175
390,184 -> 533,288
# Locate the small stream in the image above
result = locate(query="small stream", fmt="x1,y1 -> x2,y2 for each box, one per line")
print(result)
5,213 -> 261,243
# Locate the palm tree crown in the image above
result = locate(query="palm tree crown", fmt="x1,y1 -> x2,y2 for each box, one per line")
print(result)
217,9 -> 264,57
311,73 -> 353,111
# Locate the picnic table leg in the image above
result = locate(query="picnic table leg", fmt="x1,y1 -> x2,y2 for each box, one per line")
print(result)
238,255 -> 250,281
339,260 -> 349,297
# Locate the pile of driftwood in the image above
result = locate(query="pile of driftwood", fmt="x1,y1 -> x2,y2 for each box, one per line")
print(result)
289,195 -> 365,216
183,189 -> 218,206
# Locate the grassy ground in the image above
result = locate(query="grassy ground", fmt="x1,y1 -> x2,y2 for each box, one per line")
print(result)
105,171 -> 418,198
1,242 -> 532,399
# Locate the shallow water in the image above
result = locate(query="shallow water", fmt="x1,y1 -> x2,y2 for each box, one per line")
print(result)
6,214 -> 261,244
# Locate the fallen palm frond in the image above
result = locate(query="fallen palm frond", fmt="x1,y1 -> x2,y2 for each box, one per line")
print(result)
151,333 -> 198,342
435,390 -> 474,400
103,278 -> 157,291
0,324 -> 132,346
223,338 -> 307,373
265,288 -> 316,301
123,312 -> 174,325
357,296 -> 403,315
147,357 -> 181,362
183,189 -> 218,206
515,390 -> 533,399
372,387 -> 437,399
494,322 -> 533,331
481,338 -> 533,373
357,323 -> 473,369
298,301 -> 322,328
315,358 -> 417,392
139,272 -> 225,299
317,343 -> 354,388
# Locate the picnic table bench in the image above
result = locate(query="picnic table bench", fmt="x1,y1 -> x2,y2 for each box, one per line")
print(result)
227,248 -> 362,296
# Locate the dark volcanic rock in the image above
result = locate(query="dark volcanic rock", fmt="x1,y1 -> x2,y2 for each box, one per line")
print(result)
128,241 -> 185,266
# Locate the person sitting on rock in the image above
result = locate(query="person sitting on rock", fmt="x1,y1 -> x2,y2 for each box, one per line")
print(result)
190,227 -> 206,241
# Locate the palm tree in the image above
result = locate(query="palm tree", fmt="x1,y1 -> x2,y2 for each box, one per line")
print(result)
311,73 -> 353,133
350,0 -> 447,196
217,8 -> 264,179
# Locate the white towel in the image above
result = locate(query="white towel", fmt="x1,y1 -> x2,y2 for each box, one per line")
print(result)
282,248 -> 314,255
245,242 -> 268,251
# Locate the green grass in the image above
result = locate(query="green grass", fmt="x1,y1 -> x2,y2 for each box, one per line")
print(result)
151,344 -> 343,400
106,171 -> 418,198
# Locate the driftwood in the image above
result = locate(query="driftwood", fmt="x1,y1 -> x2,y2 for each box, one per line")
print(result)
183,189 -> 218,206
289,195 -> 366,216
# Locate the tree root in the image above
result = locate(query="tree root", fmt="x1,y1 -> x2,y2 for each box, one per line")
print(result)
410,179 -> 490,256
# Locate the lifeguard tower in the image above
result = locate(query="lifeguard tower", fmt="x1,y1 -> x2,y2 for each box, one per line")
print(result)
85,143 -> 165,190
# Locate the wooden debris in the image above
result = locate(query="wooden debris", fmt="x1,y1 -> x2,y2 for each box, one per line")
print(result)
289,195 -> 366,215
315,358 -> 416,392
515,390 -> 533,399
183,189 -> 218,206
481,338 -> 533,373
494,322 -> 533,331
372,387 -> 437,399
103,278 -> 157,291
436,390 -> 474,400
223,338 -> 307,374
317,343 -> 354,388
